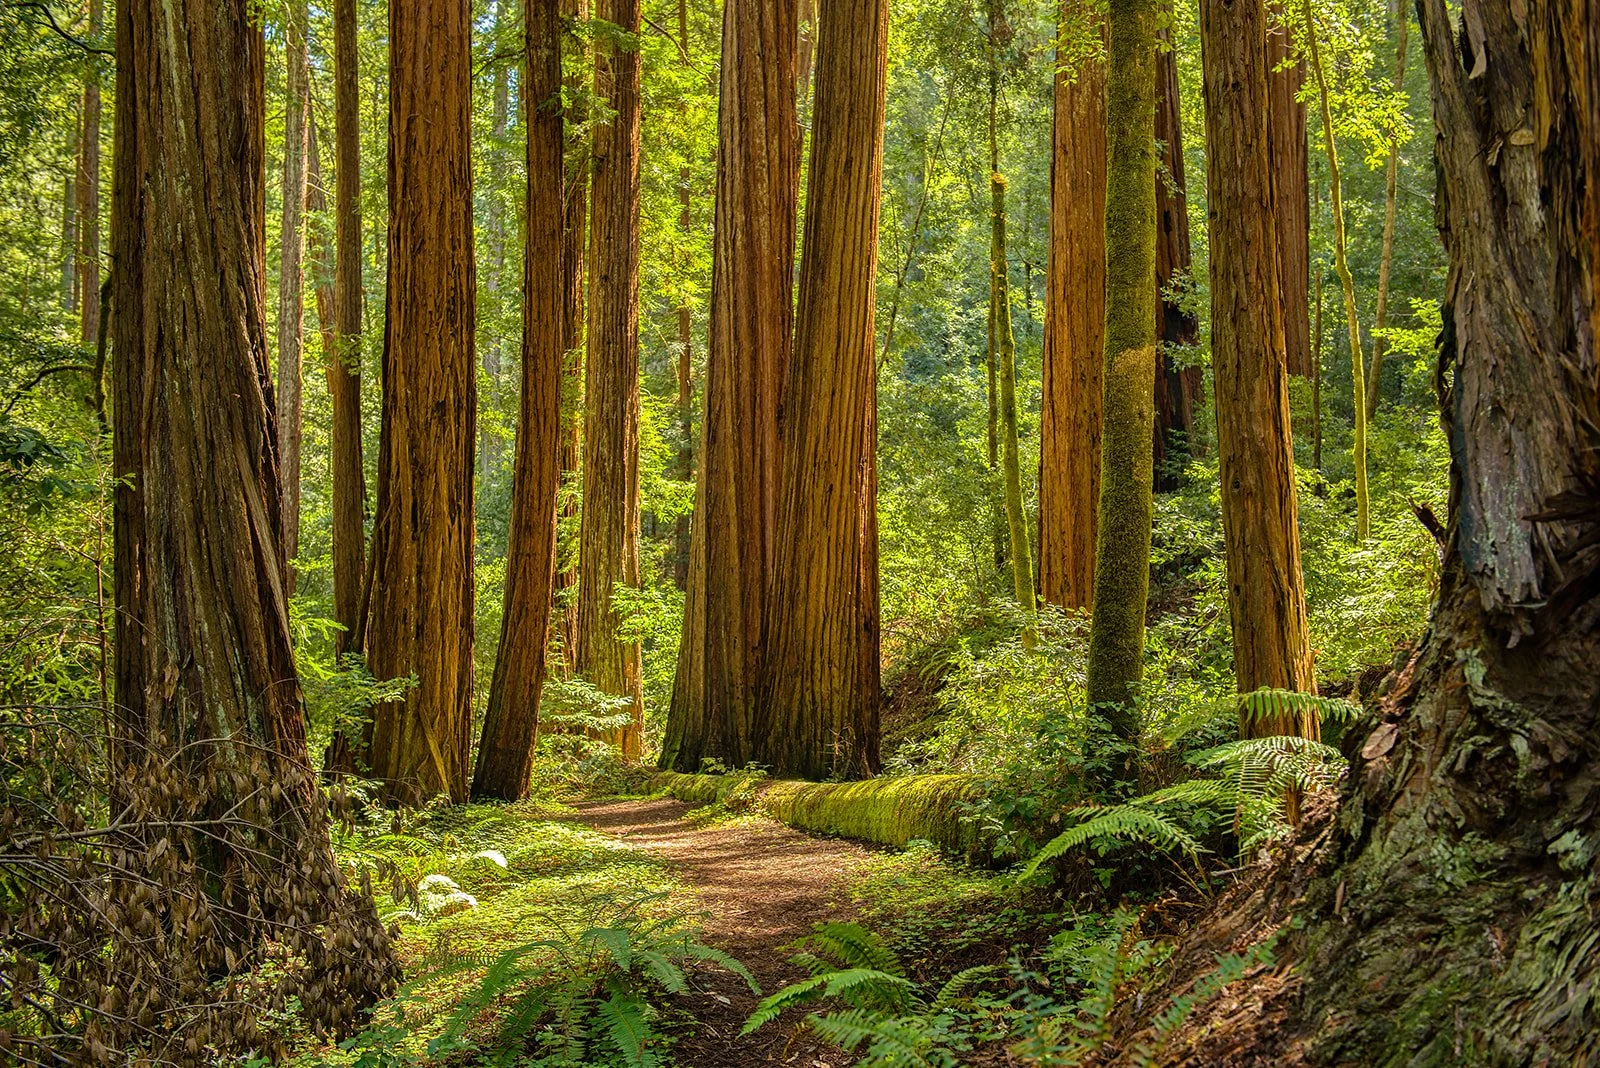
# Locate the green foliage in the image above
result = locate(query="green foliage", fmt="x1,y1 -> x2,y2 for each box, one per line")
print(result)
743,922 -> 1001,1068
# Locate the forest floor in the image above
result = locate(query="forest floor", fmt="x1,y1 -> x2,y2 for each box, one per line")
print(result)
567,798 -> 878,1067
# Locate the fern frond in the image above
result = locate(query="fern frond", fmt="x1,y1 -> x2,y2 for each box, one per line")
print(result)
802,921 -> 904,976
1236,688 -> 1361,729
598,991 -> 654,1068
585,926 -> 634,973
741,973 -> 835,1034
1021,805 -> 1204,880
929,965 -> 998,1013
1129,779 -> 1235,808
678,941 -> 761,993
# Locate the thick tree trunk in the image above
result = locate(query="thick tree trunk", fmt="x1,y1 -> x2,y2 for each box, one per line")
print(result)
1037,2 -> 1105,612
1152,34 -> 1201,489
474,0 -> 564,801
1366,1 -> 1409,419
578,0 -> 646,758
1283,3 -> 1600,1058
76,0 -> 102,348
1084,0 -> 1159,756
756,0 -> 887,782
331,0 -> 366,659
110,0 -> 394,1027
662,0 -> 798,774
1266,21 -> 1310,379
364,0 -> 477,804
277,0 -> 309,591
672,0 -> 694,593
1200,0 -> 1317,730
554,0 -> 589,679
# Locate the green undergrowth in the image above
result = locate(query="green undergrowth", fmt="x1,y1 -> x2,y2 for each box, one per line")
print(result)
284,795 -> 707,1066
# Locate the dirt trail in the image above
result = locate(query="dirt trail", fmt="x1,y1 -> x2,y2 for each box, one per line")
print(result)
571,798 -> 879,1067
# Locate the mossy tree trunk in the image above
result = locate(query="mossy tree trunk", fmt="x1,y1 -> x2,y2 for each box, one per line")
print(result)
1282,3 -> 1600,1058
1152,32 -> 1201,489
1199,0 -> 1317,731
76,0 -> 102,348
578,0 -> 646,757
756,0 -> 888,781
473,0 -> 564,802
664,0 -> 798,773
364,0 -> 477,804
276,0 -> 309,591
1084,0 -> 1160,788
991,170 -> 1034,614
1037,0 -> 1105,612
1302,0 -> 1371,541
1266,22 -> 1311,379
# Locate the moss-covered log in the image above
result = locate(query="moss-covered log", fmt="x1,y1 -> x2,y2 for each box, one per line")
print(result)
645,773 -> 988,855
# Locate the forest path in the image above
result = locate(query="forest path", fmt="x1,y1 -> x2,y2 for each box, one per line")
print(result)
569,797 -> 877,1067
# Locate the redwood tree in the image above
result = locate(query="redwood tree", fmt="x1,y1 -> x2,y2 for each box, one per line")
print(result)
1284,2 -> 1598,1056
1199,0 -> 1316,730
474,0 -> 565,802
756,0 -> 888,781
1152,34 -> 1202,489
364,0 -> 477,804
330,0 -> 365,658
662,0 -> 798,773
110,0 -> 393,1030
578,0 -> 646,757
277,0 -> 309,588
1037,2 -> 1105,612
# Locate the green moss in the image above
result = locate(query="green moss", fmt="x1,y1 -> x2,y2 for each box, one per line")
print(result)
646,772 -> 991,855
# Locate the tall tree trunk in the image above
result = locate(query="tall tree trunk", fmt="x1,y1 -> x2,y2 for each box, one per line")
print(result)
578,0 -> 646,757
480,0 -> 511,483
277,0 -> 309,592
1152,33 -> 1202,489
364,0 -> 477,804
1303,0 -> 1371,541
671,0 -> 694,592
554,0 -> 589,679
1312,265 -> 1324,477
1365,1 -> 1408,419
993,170 -> 1034,613
1084,0 -> 1159,786
76,0 -> 102,348
1281,2 -> 1600,1057
756,0 -> 887,782
1266,21 -> 1310,379
985,34 -> 1004,578
110,0 -> 394,1025
307,122 -> 340,414
474,0 -> 564,801
1037,1 -> 1105,612
662,0 -> 798,774
331,0 -> 366,659
1200,0 -> 1317,732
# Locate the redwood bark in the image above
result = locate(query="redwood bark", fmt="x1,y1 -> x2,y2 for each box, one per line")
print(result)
76,0 -> 102,348
1266,21 -> 1311,378
755,0 -> 887,781
1200,0 -> 1317,730
330,0 -> 366,658
277,0 -> 309,590
1284,2 -> 1600,1057
110,0 -> 393,1021
672,0 -> 694,592
578,0 -> 646,757
662,0 -> 798,773
1037,3 -> 1105,612
1152,35 -> 1202,489
307,122 -> 340,415
364,0 -> 476,804
474,0 -> 564,801
554,0 -> 589,679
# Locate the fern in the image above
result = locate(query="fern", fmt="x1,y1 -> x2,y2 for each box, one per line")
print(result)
1020,805 -> 1204,880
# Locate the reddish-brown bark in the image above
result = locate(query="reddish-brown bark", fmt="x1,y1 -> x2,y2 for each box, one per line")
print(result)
364,0 -> 477,804
1267,21 -> 1311,378
756,0 -> 888,781
1037,4 -> 1105,612
663,0 -> 798,773
1152,35 -> 1202,489
578,0 -> 646,757
474,0 -> 565,801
